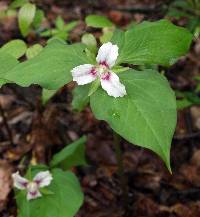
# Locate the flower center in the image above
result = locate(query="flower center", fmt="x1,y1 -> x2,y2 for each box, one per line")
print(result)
27,182 -> 38,193
95,65 -> 110,80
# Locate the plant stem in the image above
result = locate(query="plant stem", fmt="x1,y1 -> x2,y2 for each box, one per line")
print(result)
113,132 -> 129,208
0,102 -> 14,146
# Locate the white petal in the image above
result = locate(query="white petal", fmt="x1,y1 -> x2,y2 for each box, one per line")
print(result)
100,72 -> 127,98
12,172 -> 29,190
96,42 -> 118,68
33,171 -> 53,188
27,189 -> 42,200
71,64 -> 97,85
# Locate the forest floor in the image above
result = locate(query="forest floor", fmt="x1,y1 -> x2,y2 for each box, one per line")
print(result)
0,0 -> 200,217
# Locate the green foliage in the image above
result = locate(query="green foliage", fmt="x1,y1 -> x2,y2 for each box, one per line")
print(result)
2,19 -> 193,170
32,9 -> 44,29
100,27 -> 115,43
18,3 -> 36,37
81,33 -> 97,54
113,20 -> 192,66
41,16 -> 78,40
90,70 -> 176,171
167,0 -> 200,33
72,85 -> 90,112
85,14 -> 113,28
16,167 -> 84,217
9,0 -> 28,9
50,136 -> 87,170
0,52 -> 19,86
26,44 -> 43,59
5,40 -> 92,89
41,89 -> 57,105
1,39 -> 27,59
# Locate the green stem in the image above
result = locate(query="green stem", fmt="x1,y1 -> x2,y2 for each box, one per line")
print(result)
113,132 -> 129,208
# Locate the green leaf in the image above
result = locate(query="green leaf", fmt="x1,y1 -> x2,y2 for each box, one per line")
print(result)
40,29 -> 52,37
176,98 -> 193,110
5,40 -> 91,89
88,79 -> 100,96
55,16 -> 65,30
111,28 -> 125,50
0,51 -> 19,86
50,136 -> 87,170
1,39 -> 27,59
90,69 -> 177,171
18,3 -> 36,37
113,20 -> 192,66
9,0 -> 28,9
32,9 -> 44,29
81,33 -> 97,54
100,27 -> 114,44
16,168 -> 84,217
26,44 -> 43,59
72,85 -> 90,112
42,89 -> 57,105
64,21 -> 78,32
85,15 -> 113,28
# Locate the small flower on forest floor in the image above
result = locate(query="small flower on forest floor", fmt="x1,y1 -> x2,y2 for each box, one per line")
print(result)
12,171 -> 53,201
71,42 -> 127,98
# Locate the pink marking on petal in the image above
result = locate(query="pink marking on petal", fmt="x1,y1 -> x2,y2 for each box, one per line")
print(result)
101,72 -> 111,80
34,180 -> 41,186
30,191 -> 37,196
100,61 -> 109,68
20,181 -> 28,188
90,68 -> 97,76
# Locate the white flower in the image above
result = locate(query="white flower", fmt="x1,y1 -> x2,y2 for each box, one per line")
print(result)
71,42 -> 127,98
12,171 -> 53,201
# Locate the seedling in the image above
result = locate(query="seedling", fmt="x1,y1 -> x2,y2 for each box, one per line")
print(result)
40,16 -> 78,41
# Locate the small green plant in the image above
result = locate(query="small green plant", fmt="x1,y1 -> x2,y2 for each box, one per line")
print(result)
40,16 -> 78,41
0,17 -> 193,217
167,0 -> 200,35
12,136 -> 86,217
176,76 -> 200,109
85,14 -> 115,43
7,0 -> 45,37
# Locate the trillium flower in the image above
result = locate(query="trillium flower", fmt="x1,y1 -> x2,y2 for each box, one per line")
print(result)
12,171 -> 53,201
71,42 -> 127,98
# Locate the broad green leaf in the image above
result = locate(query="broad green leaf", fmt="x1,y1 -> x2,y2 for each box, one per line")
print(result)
50,136 -> 87,170
85,15 -> 113,28
72,85 -> 90,112
5,40 -> 91,89
9,0 -> 28,9
0,51 -> 19,86
81,33 -> 97,54
111,28 -> 125,50
18,3 -> 36,37
90,69 -> 177,171
113,20 -> 192,66
1,39 -> 27,59
16,168 -> 84,217
26,44 -> 43,59
42,89 -> 57,105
